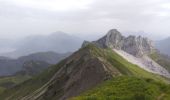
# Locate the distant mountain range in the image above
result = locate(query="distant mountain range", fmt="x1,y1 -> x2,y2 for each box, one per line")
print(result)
14,60 -> 51,76
155,37 -> 170,56
0,51 -> 71,76
1,29 -> 170,100
0,31 -> 82,58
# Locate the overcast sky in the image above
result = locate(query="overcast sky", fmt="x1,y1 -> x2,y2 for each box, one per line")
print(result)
0,0 -> 170,40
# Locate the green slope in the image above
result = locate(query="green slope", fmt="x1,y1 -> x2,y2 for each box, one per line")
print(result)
0,87 -> 5,94
71,76 -> 170,100
0,44 -> 169,99
0,60 -> 50,94
0,75 -> 30,94
0,60 -> 65,99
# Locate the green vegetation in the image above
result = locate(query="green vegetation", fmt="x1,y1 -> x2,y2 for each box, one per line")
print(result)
0,44 -> 170,99
0,75 -> 30,85
71,76 -> 170,100
0,75 -> 30,94
0,87 -> 5,94
0,59 -> 66,99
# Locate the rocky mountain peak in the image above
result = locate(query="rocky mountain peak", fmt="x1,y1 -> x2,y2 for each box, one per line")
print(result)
83,29 -> 154,57
105,29 -> 124,49
106,29 -> 122,37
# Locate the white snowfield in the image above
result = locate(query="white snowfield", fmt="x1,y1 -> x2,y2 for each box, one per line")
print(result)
113,49 -> 170,78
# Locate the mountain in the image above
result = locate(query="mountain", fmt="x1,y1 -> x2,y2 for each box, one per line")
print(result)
83,29 -> 170,77
18,51 -> 71,64
0,29 -> 170,100
155,37 -> 170,56
15,60 -> 50,76
0,51 -> 71,76
83,29 -> 154,57
2,32 -> 82,58
0,44 -> 169,100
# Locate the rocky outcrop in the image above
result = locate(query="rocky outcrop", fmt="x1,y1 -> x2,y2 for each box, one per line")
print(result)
123,35 -> 154,57
83,29 -> 154,57
82,29 -> 170,78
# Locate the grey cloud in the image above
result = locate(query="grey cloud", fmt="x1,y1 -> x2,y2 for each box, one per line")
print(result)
0,0 -> 170,40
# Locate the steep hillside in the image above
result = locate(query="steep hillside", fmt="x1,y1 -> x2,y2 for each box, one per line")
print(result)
0,44 -> 168,100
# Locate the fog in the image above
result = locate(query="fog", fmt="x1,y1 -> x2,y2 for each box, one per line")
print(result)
0,0 -> 170,57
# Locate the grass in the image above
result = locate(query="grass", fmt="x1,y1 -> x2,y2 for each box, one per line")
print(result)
71,76 -> 170,100
0,75 -> 30,85
0,75 -> 31,94
0,59 -> 66,99
0,87 -> 5,94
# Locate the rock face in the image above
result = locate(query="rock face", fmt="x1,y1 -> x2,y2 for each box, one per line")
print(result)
83,29 -> 154,57
94,29 -> 124,49
123,35 -> 154,57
